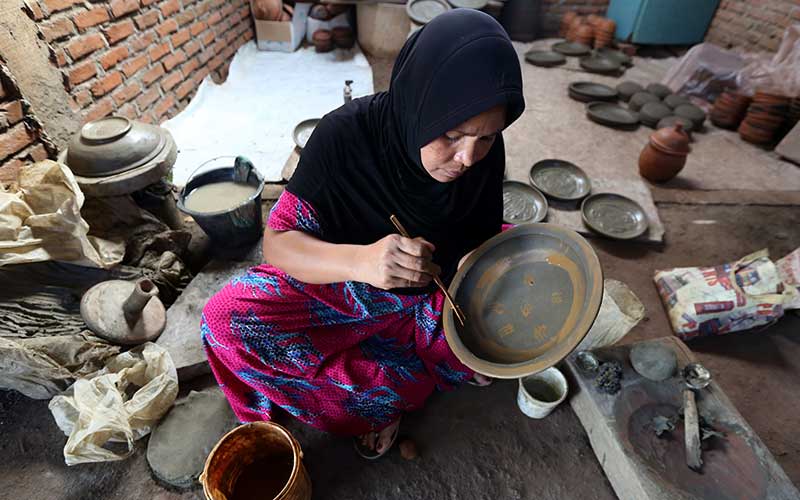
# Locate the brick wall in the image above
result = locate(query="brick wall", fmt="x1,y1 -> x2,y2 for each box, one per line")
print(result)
705,0 -> 799,53
540,0 -> 610,37
21,0 -> 253,126
0,62 -> 56,182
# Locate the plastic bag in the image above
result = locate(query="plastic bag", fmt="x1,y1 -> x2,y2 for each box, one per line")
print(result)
654,249 -> 798,341
576,279 -> 645,351
48,342 -> 178,465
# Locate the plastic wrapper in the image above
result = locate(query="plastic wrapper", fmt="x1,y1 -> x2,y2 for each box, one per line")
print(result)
0,160 -> 124,268
654,249 -> 799,341
777,247 -> 800,310
663,18 -> 800,102
48,342 -> 178,465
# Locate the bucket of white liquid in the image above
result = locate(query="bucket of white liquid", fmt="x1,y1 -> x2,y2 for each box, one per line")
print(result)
517,367 -> 568,419
177,156 -> 265,247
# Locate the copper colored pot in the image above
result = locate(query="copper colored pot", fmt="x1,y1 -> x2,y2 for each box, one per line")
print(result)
331,26 -> 355,49
638,124 -> 691,183
576,24 -> 594,44
312,29 -> 333,52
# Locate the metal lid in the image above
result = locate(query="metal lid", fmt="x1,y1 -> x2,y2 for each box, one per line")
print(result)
65,117 -> 166,178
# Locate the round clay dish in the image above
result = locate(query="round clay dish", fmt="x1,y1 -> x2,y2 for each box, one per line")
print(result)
447,0 -> 488,8
529,159 -> 592,201
406,0 -> 450,24
646,83 -> 672,99
663,93 -> 691,109
551,41 -> 591,56
674,104 -> 707,128
503,181 -> 548,224
525,50 -> 567,68
586,102 -> 639,128
444,224 -> 604,378
628,92 -> 660,112
596,47 -> 631,66
581,193 -> 649,240
568,81 -> 618,102
579,55 -> 621,74
616,81 -> 644,102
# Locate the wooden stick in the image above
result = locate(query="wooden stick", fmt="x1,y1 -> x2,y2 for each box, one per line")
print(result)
389,215 -> 466,326
684,389 -> 703,471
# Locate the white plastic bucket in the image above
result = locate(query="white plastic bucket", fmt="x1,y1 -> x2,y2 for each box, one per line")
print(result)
517,367 -> 568,419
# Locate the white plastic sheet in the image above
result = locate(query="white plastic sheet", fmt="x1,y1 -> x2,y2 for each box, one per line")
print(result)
163,41 -> 374,185
48,342 -> 178,465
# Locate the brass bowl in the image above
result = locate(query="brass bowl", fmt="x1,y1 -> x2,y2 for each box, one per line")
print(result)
444,224 -> 603,378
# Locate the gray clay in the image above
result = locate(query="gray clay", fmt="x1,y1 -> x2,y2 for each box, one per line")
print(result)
630,343 -> 677,381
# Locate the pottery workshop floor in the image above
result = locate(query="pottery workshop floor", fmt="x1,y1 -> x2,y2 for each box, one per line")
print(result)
3,45 -> 800,500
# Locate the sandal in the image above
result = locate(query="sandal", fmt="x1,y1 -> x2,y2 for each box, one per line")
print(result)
353,418 -> 401,460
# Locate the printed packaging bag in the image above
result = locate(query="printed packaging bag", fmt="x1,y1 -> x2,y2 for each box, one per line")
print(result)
654,249 -> 799,341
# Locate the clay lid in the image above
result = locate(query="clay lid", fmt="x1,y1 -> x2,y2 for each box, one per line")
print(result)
650,124 -> 691,155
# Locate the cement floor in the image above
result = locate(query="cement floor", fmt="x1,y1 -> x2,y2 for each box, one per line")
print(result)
2,48 -> 800,500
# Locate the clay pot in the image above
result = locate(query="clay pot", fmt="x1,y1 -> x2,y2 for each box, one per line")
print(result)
576,24 -> 594,46
312,29 -> 333,53
252,0 -> 282,20
566,16 -> 584,41
560,11 -> 577,37
638,124 -> 691,183
586,14 -> 602,26
331,26 -> 355,49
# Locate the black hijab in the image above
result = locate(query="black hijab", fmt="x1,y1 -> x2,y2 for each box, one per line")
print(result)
288,10 -> 525,293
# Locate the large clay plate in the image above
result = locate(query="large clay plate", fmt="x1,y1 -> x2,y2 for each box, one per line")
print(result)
581,193 -> 648,240
551,41 -> 591,56
528,159 -> 591,201
525,50 -> 566,68
568,81 -> 618,102
579,55 -> 621,74
595,47 -> 632,66
444,224 -> 603,378
292,118 -> 320,150
406,0 -> 451,24
502,181 -> 548,224
586,102 -> 639,128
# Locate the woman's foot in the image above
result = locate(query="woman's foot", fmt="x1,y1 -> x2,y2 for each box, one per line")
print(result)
468,373 -> 493,387
355,419 -> 401,459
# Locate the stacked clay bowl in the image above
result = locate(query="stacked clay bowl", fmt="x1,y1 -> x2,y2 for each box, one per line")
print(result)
565,16 -> 584,41
575,24 -> 594,46
738,90 -> 790,146
560,11 -> 577,37
710,91 -> 751,129
594,19 -> 616,48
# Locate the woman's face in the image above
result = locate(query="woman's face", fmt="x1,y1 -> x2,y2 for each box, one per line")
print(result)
420,105 -> 506,183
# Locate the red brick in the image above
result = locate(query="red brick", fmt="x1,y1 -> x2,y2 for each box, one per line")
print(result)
142,64 -> 165,85
155,19 -> 178,37
200,30 -> 215,46
111,81 -> 142,105
189,21 -> 206,36
110,0 -> 140,18
130,32 -> 155,51
171,28 -> 190,47
225,29 -> 238,44
68,61 -> 97,86
183,40 -> 201,57
159,0 -> 180,17
99,45 -> 129,70
142,0 -> 159,5
212,39 -> 226,53
134,9 -> 159,29
220,2 -> 234,17
103,19 -> 135,44
117,102 -> 138,120
74,89 -> 92,107
175,79 -> 195,100
181,58 -> 199,75
90,71 -> 123,97
22,1 -> 45,21
160,70 -> 183,91
0,123 -> 36,162
73,7 -> 111,31
40,17 -> 75,42
84,98 -> 114,123
193,66 -> 210,85
198,48 -> 213,64
121,54 -> 148,77
162,50 -> 186,71
149,42 -> 170,61
176,9 -> 195,26
154,95 -> 175,117
195,0 -> 211,16
208,54 -> 223,70
66,33 -> 105,60
42,0 -> 80,15
136,86 -> 160,109
29,144 -> 50,162
0,101 -> 25,126
207,11 -> 222,25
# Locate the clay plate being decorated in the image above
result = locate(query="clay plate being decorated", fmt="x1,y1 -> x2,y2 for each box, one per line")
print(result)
503,181 -> 548,224
581,193 -> 648,240
528,159 -> 592,201
444,224 -> 604,378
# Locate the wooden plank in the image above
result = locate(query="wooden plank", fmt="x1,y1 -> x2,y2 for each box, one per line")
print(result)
683,389 -> 702,471
564,336 -> 800,500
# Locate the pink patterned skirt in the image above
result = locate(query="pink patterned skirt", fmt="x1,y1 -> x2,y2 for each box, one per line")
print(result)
201,191 -> 473,435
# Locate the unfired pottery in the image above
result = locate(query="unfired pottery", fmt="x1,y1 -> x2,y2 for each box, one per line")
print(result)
80,278 -> 166,345
581,193 -> 649,240
502,181 -> 548,224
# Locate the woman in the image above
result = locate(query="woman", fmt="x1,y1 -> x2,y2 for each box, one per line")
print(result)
202,9 -> 525,458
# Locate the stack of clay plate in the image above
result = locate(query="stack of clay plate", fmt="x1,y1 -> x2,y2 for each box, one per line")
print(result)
565,16 -> 584,41
593,18 -> 615,48
738,90 -> 790,146
710,91 -> 751,129
560,11 -> 577,37
575,23 -> 594,46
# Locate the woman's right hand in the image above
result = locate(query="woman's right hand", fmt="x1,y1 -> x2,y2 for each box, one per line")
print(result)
355,234 -> 441,290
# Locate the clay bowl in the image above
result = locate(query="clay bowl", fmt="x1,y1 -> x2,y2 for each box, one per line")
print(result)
586,14 -> 602,26
444,223 -> 603,379
745,111 -> 785,129
252,0 -> 283,20
738,121 -> 774,144
753,91 -> 791,106
331,27 -> 355,49
576,24 -> 594,41
312,29 -> 333,53
628,91 -> 660,112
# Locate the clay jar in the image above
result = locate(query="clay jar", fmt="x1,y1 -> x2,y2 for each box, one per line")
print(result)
252,0 -> 282,21
638,123 -> 691,183
312,29 -> 333,53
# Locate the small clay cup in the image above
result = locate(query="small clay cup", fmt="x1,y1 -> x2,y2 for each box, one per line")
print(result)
638,123 -> 691,182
